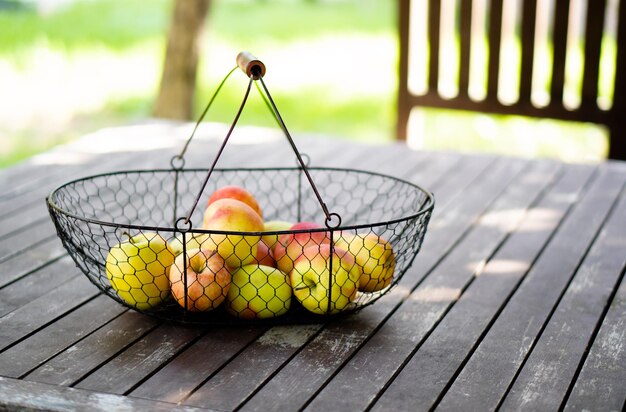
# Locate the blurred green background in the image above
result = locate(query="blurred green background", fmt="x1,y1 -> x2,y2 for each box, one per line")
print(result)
0,0 -> 609,168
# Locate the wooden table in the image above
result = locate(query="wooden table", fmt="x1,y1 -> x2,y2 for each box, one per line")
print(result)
0,123 -> 625,411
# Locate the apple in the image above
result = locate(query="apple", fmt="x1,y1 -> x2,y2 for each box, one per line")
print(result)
169,248 -> 231,312
274,222 -> 331,275
290,244 -> 360,315
335,232 -> 396,292
105,232 -> 176,310
226,264 -> 292,319
251,240 -> 276,267
202,198 -> 265,267
207,185 -> 263,219
261,220 -> 293,250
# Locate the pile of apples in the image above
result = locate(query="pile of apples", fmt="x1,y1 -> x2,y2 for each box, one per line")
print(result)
105,185 -> 396,319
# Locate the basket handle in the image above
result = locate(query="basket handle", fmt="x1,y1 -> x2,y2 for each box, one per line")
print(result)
237,51 -> 266,80
177,52 -> 340,230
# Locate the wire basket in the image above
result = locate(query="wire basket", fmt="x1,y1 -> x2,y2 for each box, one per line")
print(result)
46,52 -> 434,324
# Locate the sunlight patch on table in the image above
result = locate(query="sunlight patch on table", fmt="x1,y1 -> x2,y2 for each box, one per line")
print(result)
410,286 -> 461,303
480,259 -> 529,277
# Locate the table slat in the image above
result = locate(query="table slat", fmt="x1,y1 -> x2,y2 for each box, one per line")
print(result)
74,323 -> 205,395
370,163 -> 594,410
0,376 -> 204,412
25,311 -> 160,386
438,164 -> 626,410
0,295 -> 126,378
0,274 -> 98,352
500,170 -> 626,410
564,269 -> 626,411
130,326 -> 266,403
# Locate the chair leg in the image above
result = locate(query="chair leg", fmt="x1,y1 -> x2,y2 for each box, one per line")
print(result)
396,103 -> 410,142
608,124 -> 626,160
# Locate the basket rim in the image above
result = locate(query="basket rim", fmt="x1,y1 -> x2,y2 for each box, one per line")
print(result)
46,166 -> 435,234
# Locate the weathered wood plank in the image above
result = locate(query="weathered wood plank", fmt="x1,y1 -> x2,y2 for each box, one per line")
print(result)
500,168 -> 626,410
0,295 -> 126,378
0,148 -> 144,218
564,270 -> 626,411
0,236 -> 67,289
238,158 -> 536,411
0,221 -> 58,263
0,257 -> 77,318
130,326 -> 266,404
0,376 -> 203,412
25,311 -> 160,386
298,160 -> 549,412
0,275 -> 99,351
369,164 -> 593,411
437,164 -> 626,411
183,324 -> 322,410
74,323 -> 205,395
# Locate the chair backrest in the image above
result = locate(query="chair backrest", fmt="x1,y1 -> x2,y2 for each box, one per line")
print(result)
397,0 -> 626,159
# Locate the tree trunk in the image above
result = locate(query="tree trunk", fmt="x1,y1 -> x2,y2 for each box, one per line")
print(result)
153,0 -> 210,120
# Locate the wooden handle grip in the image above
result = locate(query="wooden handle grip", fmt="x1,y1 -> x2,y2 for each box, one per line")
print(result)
236,51 -> 266,79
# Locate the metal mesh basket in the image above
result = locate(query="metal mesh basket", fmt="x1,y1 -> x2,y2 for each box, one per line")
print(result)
46,53 -> 434,324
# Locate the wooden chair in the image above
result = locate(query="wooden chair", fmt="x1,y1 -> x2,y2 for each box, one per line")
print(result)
397,0 -> 626,160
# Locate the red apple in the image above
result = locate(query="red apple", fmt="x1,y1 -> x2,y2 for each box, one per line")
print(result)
202,198 -> 265,267
169,248 -> 231,312
273,222 -> 331,275
251,240 -> 276,267
207,185 -> 263,219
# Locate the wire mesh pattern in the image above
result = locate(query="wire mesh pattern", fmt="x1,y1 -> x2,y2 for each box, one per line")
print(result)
47,167 -> 434,324
45,52 -> 434,324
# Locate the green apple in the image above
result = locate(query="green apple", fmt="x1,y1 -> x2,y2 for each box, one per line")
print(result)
105,232 -> 176,310
261,220 -> 293,250
226,264 -> 291,319
335,232 -> 396,292
290,244 -> 360,315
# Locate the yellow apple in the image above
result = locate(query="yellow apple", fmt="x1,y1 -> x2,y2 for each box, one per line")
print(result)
335,232 -> 396,292
226,264 -> 292,319
202,198 -> 265,267
105,232 -> 176,310
290,244 -> 360,315
169,248 -> 231,312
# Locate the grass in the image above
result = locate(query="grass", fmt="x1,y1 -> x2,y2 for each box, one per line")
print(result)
0,0 -> 170,52
0,0 -> 610,169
